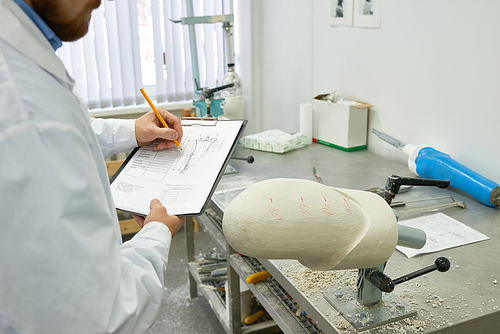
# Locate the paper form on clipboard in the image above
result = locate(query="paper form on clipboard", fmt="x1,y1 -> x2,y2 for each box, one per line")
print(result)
110,119 -> 246,217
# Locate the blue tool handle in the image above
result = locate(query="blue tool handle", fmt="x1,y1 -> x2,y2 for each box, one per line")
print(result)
415,147 -> 499,207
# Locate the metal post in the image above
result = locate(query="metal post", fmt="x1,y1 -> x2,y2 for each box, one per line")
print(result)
223,22 -> 235,66
357,264 -> 385,306
227,245 -> 242,334
185,0 -> 201,97
185,216 -> 198,299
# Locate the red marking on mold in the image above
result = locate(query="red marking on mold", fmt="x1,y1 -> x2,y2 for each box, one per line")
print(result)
299,204 -> 312,216
342,198 -> 353,214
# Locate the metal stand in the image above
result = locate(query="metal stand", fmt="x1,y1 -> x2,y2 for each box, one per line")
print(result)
323,174 -> 453,331
325,256 -> 451,331
185,216 -> 198,299
324,289 -> 416,332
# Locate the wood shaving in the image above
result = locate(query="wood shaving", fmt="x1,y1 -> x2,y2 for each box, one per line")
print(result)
279,261 -> 356,297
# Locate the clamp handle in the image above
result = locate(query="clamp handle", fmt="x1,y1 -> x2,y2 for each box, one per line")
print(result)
368,257 -> 451,293
384,175 -> 450,204
231,156 -> 254,164
195,79 -> 235,101
392,257 -> 451,285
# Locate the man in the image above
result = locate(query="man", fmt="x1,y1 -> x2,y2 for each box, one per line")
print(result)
0,0 -> 186,332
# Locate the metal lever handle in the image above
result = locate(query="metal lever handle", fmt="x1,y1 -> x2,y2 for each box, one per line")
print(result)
393,257 -> 451,285
368,257 -> 451,293
231,156 -> 254,164
195,79 -> 235,100
384,174 -> 450,204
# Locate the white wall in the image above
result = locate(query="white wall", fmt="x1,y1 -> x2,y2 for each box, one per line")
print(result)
237,0 -> 314,135
243,0 -> 499,183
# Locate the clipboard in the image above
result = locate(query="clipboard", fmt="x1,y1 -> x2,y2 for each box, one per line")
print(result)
181,117 -> 218,126
110,119 -> 247,217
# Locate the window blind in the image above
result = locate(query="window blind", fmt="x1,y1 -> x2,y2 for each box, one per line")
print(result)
56,0 -> 229,110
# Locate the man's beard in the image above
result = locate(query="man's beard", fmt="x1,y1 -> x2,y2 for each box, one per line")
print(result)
30,0 -> 98,42
47,15 -> 92,42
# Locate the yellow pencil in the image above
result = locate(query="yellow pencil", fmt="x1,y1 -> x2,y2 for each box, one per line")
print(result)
140,88 -> 182,150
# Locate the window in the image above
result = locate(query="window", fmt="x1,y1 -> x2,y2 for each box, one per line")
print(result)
56,0 -> 230,111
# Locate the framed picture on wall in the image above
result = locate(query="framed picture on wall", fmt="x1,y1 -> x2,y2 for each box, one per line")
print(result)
353,0 -> 381,28
330,0 -> 353,27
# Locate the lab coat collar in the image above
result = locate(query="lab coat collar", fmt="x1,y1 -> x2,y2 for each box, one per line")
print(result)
0,0 -> 74,86
11,0 -> 63,51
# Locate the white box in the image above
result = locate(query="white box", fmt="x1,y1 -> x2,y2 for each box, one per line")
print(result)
240,129 -> 308,154
312,94 -> 372,152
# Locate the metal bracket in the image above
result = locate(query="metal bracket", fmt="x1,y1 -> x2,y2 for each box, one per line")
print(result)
172,14 -> 234,25
323,264 -> 415,331
324,289 -> 416,332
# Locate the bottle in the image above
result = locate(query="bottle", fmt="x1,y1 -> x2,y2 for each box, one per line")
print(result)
221,63 -> 242,97
220,63 -> 244,119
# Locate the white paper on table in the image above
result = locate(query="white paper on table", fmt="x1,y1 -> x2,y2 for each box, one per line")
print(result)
396,212 -> 489,258
110,120 -> 245,216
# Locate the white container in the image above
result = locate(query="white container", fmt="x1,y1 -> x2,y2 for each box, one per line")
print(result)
240,129 -> 308,154
299,103 -> 313,144
225,279 -> 253,321
312,94 -> 372,152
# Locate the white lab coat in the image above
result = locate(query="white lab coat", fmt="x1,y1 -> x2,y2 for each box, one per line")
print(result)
0,1 -> 173,333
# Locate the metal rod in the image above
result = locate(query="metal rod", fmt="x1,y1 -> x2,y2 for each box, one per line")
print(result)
186,0 -> 200,98
397,225 -> 426,249
393,257 -> 451,285
231,156 -> 254,163
391,195 -> 456,207
372,129 -> 406,151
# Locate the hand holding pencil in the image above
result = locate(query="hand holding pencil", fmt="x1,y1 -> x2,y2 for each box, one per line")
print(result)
135,88 -> 183,150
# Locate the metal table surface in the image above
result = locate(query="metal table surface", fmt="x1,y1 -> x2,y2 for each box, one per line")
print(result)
211,143 -> 500,334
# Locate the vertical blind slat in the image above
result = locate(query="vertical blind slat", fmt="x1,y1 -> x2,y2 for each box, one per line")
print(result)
163,0 -> 177,102
104,1 -> 124,107
69,40 -> 88,103
151,0 -> 166,103
127,0 -> 144,105
92,6 -> 112,108
82,21 -> 100,109
55,0 -> 227,110
116,0 -> 137,106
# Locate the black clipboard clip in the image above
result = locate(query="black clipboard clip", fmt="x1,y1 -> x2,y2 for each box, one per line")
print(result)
181,117 -> 218,126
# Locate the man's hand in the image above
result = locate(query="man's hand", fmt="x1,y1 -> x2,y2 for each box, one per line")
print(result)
135,108 -> 183,150
132,199 -> 185,237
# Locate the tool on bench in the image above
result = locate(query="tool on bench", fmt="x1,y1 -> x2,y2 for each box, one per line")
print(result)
366,184 -> 465,215
325,174 -> 452,332
390,196 -> 466,215
246,270 -> 272,284
244,310 -> 264,324
373,129 -> 500,207
312,167 -> 323,184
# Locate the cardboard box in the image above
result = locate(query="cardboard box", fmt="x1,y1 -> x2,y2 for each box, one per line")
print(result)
312,94 -> 372,152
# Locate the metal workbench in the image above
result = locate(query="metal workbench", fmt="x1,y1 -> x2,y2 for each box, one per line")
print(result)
186,143 -> 500,334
